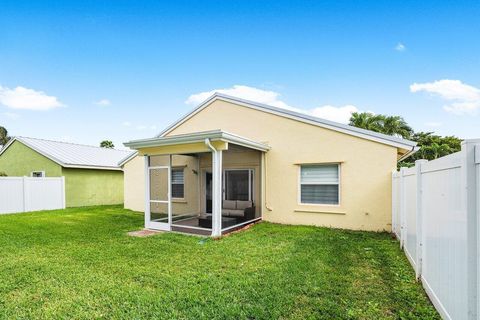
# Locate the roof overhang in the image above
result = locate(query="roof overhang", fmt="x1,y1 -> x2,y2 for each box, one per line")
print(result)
124,130 -> 271,156
157,93 -> 418,154
118,151 -> 139,167
397,146 -> 420,162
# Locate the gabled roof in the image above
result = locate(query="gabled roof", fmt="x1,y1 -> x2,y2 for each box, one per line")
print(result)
0,137 -> 134,171
124,129 -> 271,152
157,93 -> 417,152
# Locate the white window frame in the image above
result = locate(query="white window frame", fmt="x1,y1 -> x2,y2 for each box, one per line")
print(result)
222,168 -> 255,202
298,163 -> 341,206
31,171 -> 45,178
171,167 -> 185,199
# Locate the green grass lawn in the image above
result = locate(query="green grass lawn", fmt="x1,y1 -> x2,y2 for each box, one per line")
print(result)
0,205 -> 439,320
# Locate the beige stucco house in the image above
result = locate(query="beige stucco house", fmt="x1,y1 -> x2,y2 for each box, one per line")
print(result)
121,93 -> 417,236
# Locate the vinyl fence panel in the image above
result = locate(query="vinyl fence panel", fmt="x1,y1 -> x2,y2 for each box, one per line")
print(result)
403,167 -> 417,269
392,139 -> 480,320
421,152 -> 465,320
392,171 -> 401,239
0,177 -> 65,214
0,177 -> 25,214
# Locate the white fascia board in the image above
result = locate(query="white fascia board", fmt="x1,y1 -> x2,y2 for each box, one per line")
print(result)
14,137 -> 67,167
118,151 -> 139,167
397,146 -> 420,162
157,93 -> 417,150
0,138 -> 16,156
124,130 -> 270,152
61,164 -> 123,171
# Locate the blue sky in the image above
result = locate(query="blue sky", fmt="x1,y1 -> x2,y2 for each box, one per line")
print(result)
1,0 -> 479,149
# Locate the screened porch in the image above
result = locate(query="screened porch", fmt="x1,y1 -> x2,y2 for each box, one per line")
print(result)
124,130 -> 269,237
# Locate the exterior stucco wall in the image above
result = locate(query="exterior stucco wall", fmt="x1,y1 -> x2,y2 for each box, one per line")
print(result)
62,168 -> 124,207
124,156 -> 145,212
166,100 -> 397,231
0,140 -> 62,176
123,149 -> 262,216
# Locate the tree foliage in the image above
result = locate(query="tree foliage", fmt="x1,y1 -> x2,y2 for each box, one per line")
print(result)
399,132 -> 462,167
349,112 -> 462,167
0,172 -> 7,177
349,112 -> 413,139
100,140 -> 115,149
0,126 -> 11,146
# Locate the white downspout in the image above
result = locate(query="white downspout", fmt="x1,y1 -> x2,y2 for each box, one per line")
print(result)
205,138 -> 222,237
264,152 -> 273,211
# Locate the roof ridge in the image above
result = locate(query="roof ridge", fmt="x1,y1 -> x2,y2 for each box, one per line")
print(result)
16,136 -> 131,153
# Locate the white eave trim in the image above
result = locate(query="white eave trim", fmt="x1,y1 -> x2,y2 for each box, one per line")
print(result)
124,129 -> 271,152
118,151 -> 139,167
157,93 -> 417,150
397,146 -> 420,162
61,164 -> 124,171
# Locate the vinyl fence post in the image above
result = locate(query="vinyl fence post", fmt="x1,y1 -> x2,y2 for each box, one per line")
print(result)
61,176 -> 66,209
461,140 -> 478,319
391,170 -> 397,236
22,176 -> 28,213
415,159 -> 428,280
399,167 -> 406,249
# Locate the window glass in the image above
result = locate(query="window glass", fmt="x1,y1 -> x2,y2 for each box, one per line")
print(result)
300,165 -> 339,205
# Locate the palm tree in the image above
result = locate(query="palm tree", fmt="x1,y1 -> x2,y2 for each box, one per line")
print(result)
100,140 -> 115,149
381,115 -> 413,139
349,112 -> 412,139
0,126 -> 11,146
349,112 -> 379,131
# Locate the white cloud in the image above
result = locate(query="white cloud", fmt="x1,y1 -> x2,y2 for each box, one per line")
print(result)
395,43 -> 406,51
2,112 -> 20,120
410,79 -> 480,115
186,85 -> 290,109
0,85 -> 63,111
309,105 -> 359,124
122,121 -> 132,127
424,121 -> 442,127
95,99 -> 111,106
410,79 -> 480,101
187,85 -> 359,124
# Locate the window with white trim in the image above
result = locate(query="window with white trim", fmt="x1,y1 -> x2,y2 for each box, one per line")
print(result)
300,164 -> 339,205
31,171 -> 45,178
171,168 -> 185,198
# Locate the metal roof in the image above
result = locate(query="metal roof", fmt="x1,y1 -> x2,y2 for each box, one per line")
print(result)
157,93 -> 417,151
0,137 -> 134,171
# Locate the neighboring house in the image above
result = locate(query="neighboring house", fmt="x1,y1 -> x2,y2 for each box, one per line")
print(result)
0,137 -> 133,207
121,93 -> 417,236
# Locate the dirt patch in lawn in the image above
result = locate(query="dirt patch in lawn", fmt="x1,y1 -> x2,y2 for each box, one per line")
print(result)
127,229 -> 163,237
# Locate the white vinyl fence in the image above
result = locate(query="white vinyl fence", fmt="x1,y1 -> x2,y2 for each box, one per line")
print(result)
0,177 -> 65,214
392,139 -> 480,320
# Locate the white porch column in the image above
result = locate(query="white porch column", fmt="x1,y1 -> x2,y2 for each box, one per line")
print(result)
144,155 -> 150,229
211,149 -> 223,237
